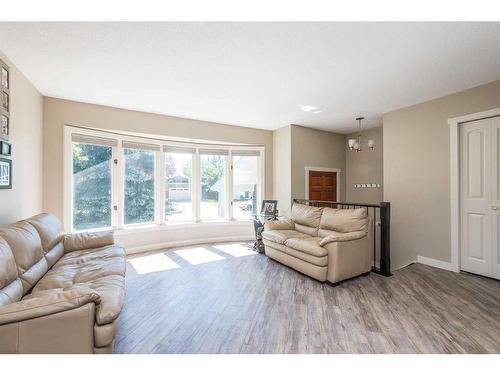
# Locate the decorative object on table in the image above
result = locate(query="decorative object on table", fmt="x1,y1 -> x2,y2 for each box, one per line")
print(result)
252,200 -> 279,253
0,157 -> 12,189
347,117 -> 374,152
0,59 -> 9,141
0,140 -> 11,156
260,199 -> 278,217
252,217 -> 266,253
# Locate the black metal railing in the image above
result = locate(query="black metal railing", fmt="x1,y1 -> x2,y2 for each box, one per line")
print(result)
293,199 -> 392,277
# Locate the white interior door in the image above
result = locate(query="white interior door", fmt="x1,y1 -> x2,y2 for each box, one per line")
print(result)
491,117 -> 500,279
460,117 -> 498,279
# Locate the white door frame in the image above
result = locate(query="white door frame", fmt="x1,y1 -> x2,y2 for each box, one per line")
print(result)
304,166 -> 341,201
449,107 -> 500,273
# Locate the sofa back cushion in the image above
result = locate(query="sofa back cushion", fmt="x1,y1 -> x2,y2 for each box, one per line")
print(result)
26,213 -> 65,268
292,203 -> 323,229
319,207 -> 368,233
0,222 -> 48,295
294,223 -> 319,237
0,237 -> 23,306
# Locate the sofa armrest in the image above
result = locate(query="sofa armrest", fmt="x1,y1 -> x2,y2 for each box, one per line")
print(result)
319,230 -> 367,246
0,287 -> 100,326
323,230 -> 373,284
63,231 -> 114,252
264,219 -> 295,231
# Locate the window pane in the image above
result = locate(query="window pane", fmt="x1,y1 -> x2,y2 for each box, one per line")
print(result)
124,148 -> 155,224
72,143 -> 112,230
165,152 -> 193,221
200,154 -> 226,220
233,155 -> 259,220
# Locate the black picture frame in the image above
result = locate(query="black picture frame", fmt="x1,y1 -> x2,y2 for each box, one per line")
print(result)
0,157 -> 12,189
0,140 -> 11,156
261,199 -> 278,216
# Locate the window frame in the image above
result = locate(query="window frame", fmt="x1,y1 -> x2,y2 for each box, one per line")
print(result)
64,126 -> 265,232
164,150 -> 195,223
121,146 -> 158,227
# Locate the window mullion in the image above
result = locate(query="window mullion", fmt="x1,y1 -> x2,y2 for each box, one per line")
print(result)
156,150 -> 165,225
111,146 -> 118,229
115,142 -> 124,229
193,149 -> 200,222
227,150 -> 233,221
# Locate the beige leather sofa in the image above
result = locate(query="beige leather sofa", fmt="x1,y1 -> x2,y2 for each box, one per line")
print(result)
0,213 -> 126,353
262,203 -> 372,284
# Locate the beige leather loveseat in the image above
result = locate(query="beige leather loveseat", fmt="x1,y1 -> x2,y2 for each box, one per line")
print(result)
262,203 -> 372,284
0,213 -> 126,353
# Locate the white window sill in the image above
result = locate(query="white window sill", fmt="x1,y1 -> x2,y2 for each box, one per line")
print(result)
114,220 -> 252,235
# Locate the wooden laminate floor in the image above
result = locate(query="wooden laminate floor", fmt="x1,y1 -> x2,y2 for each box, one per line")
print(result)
114,242 -> 500,354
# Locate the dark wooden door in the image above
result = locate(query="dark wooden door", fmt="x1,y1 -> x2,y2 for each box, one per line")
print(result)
308,171 -> 337,201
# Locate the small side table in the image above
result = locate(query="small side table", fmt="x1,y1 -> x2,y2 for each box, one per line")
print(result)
252,214 -> 278,253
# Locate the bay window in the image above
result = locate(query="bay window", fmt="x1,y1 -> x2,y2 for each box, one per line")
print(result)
232,151 -> 260,220
164,146 -> 195,222
66,127 -> 264,232
200,150 -> 228,221
123,142 -> 158,225
71,134 -> 117,231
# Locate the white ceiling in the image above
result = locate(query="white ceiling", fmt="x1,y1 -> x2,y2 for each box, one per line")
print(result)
0,22 -> 500,133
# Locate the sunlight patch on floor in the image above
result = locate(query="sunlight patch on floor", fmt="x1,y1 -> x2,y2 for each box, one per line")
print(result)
174,247 -> 225,265
213,243 -> 255,257
128,253 -> 180,274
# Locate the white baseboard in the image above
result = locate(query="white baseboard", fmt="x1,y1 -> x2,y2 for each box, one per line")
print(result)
417,256 -> 454,271
126,235 -> 255,255
392,261 -> 416,271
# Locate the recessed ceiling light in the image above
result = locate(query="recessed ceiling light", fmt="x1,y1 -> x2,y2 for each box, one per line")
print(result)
311,110 -> 322,114
300,105 -> 317,112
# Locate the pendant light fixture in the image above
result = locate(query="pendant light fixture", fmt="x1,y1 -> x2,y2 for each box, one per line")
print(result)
348,117 -> 374,152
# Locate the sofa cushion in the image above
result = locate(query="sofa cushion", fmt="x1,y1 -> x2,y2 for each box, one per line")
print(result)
263,219 -> 295,231
319,231 -> 367,246
25,213 -> 64,253
284,237 -> 327,257
0,238 -> 23,307
294,223 -> 319,237
0,238 -> 17,290
43,242 -> 65,269
263,240 -> 328,267
291,203 -> 323,228
64,231 -> 115,252
319,207 -> 368,233
30,244 -> 126,325
261,230 -> 310,245
0,279 -> 23,307
0,222 -> 47,294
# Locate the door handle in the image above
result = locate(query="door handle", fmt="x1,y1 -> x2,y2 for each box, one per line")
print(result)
493,206 -> 499,210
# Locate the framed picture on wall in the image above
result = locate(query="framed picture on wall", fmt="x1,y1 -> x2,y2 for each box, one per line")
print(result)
1,91 -> 8,112
0,114 -> 8,140
0,141 -> 11,156
1,66 -> 8,90
0,157 -> 12,189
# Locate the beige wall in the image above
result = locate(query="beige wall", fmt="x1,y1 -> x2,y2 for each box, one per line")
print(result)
272,125 -> 292,216
346,126 -> 383,204
383,80 -> 500,270
0,52 -> 43,225
43,97 -> 273,221
290,125 -> 346,202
